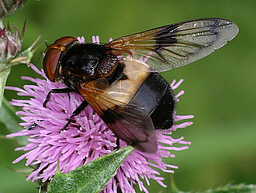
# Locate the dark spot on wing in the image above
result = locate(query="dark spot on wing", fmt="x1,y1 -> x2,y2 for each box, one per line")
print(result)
155,24 -> 178,51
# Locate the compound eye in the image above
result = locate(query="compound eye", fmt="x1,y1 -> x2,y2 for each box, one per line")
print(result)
54,36 -> 78,46
43,36 -> 78,82
43,48 -> 62,81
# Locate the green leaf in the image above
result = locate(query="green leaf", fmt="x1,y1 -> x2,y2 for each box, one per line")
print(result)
166,184 -> 256,193
48,145 -> 134,193
205,184 -> 256,193
0,67 -> 11,107
0,97 -> 27,145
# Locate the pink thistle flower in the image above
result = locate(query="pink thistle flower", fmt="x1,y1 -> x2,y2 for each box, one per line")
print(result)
7,36 -> 192,193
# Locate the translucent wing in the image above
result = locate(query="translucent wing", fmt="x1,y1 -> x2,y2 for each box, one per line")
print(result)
106,18 -> 239,71
77,79 -> 157,154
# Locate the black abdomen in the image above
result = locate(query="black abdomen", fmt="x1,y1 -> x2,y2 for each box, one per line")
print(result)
130,72 -> 175,130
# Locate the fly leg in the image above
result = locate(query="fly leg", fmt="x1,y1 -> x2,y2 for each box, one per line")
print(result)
43,88 -> 88,131
60,100 -> 88,132
43,88 -> 77,107
29,89 -> 77,130
114,137 -> 120,150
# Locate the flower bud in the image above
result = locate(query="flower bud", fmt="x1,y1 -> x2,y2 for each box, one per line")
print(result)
0,0 -> 27,20
0,23 -> 22,65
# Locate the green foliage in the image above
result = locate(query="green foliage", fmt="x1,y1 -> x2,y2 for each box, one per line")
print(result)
1,1 -> 256,193
48,146 -> 134,193
0,97 -> 27,145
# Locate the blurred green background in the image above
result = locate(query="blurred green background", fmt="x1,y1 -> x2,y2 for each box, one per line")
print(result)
1,1 -> 256,192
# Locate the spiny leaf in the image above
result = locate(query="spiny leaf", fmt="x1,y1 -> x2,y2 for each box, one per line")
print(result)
164,183 -> 256,193
48,145 -> 134,193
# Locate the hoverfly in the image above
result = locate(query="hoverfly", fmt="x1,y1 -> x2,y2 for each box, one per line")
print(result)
43,18 -> 238,154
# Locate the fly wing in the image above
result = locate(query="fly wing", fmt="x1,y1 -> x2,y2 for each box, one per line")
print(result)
77,79 -> 157,154
106,18 -> 239,71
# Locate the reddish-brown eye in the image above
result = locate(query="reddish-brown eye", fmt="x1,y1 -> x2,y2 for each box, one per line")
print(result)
43,36 -> 78,82
43,48 -> 62,81
54,36 -> 78,46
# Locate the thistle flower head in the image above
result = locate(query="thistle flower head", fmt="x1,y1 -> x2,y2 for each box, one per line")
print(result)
7,36 -> 193,193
